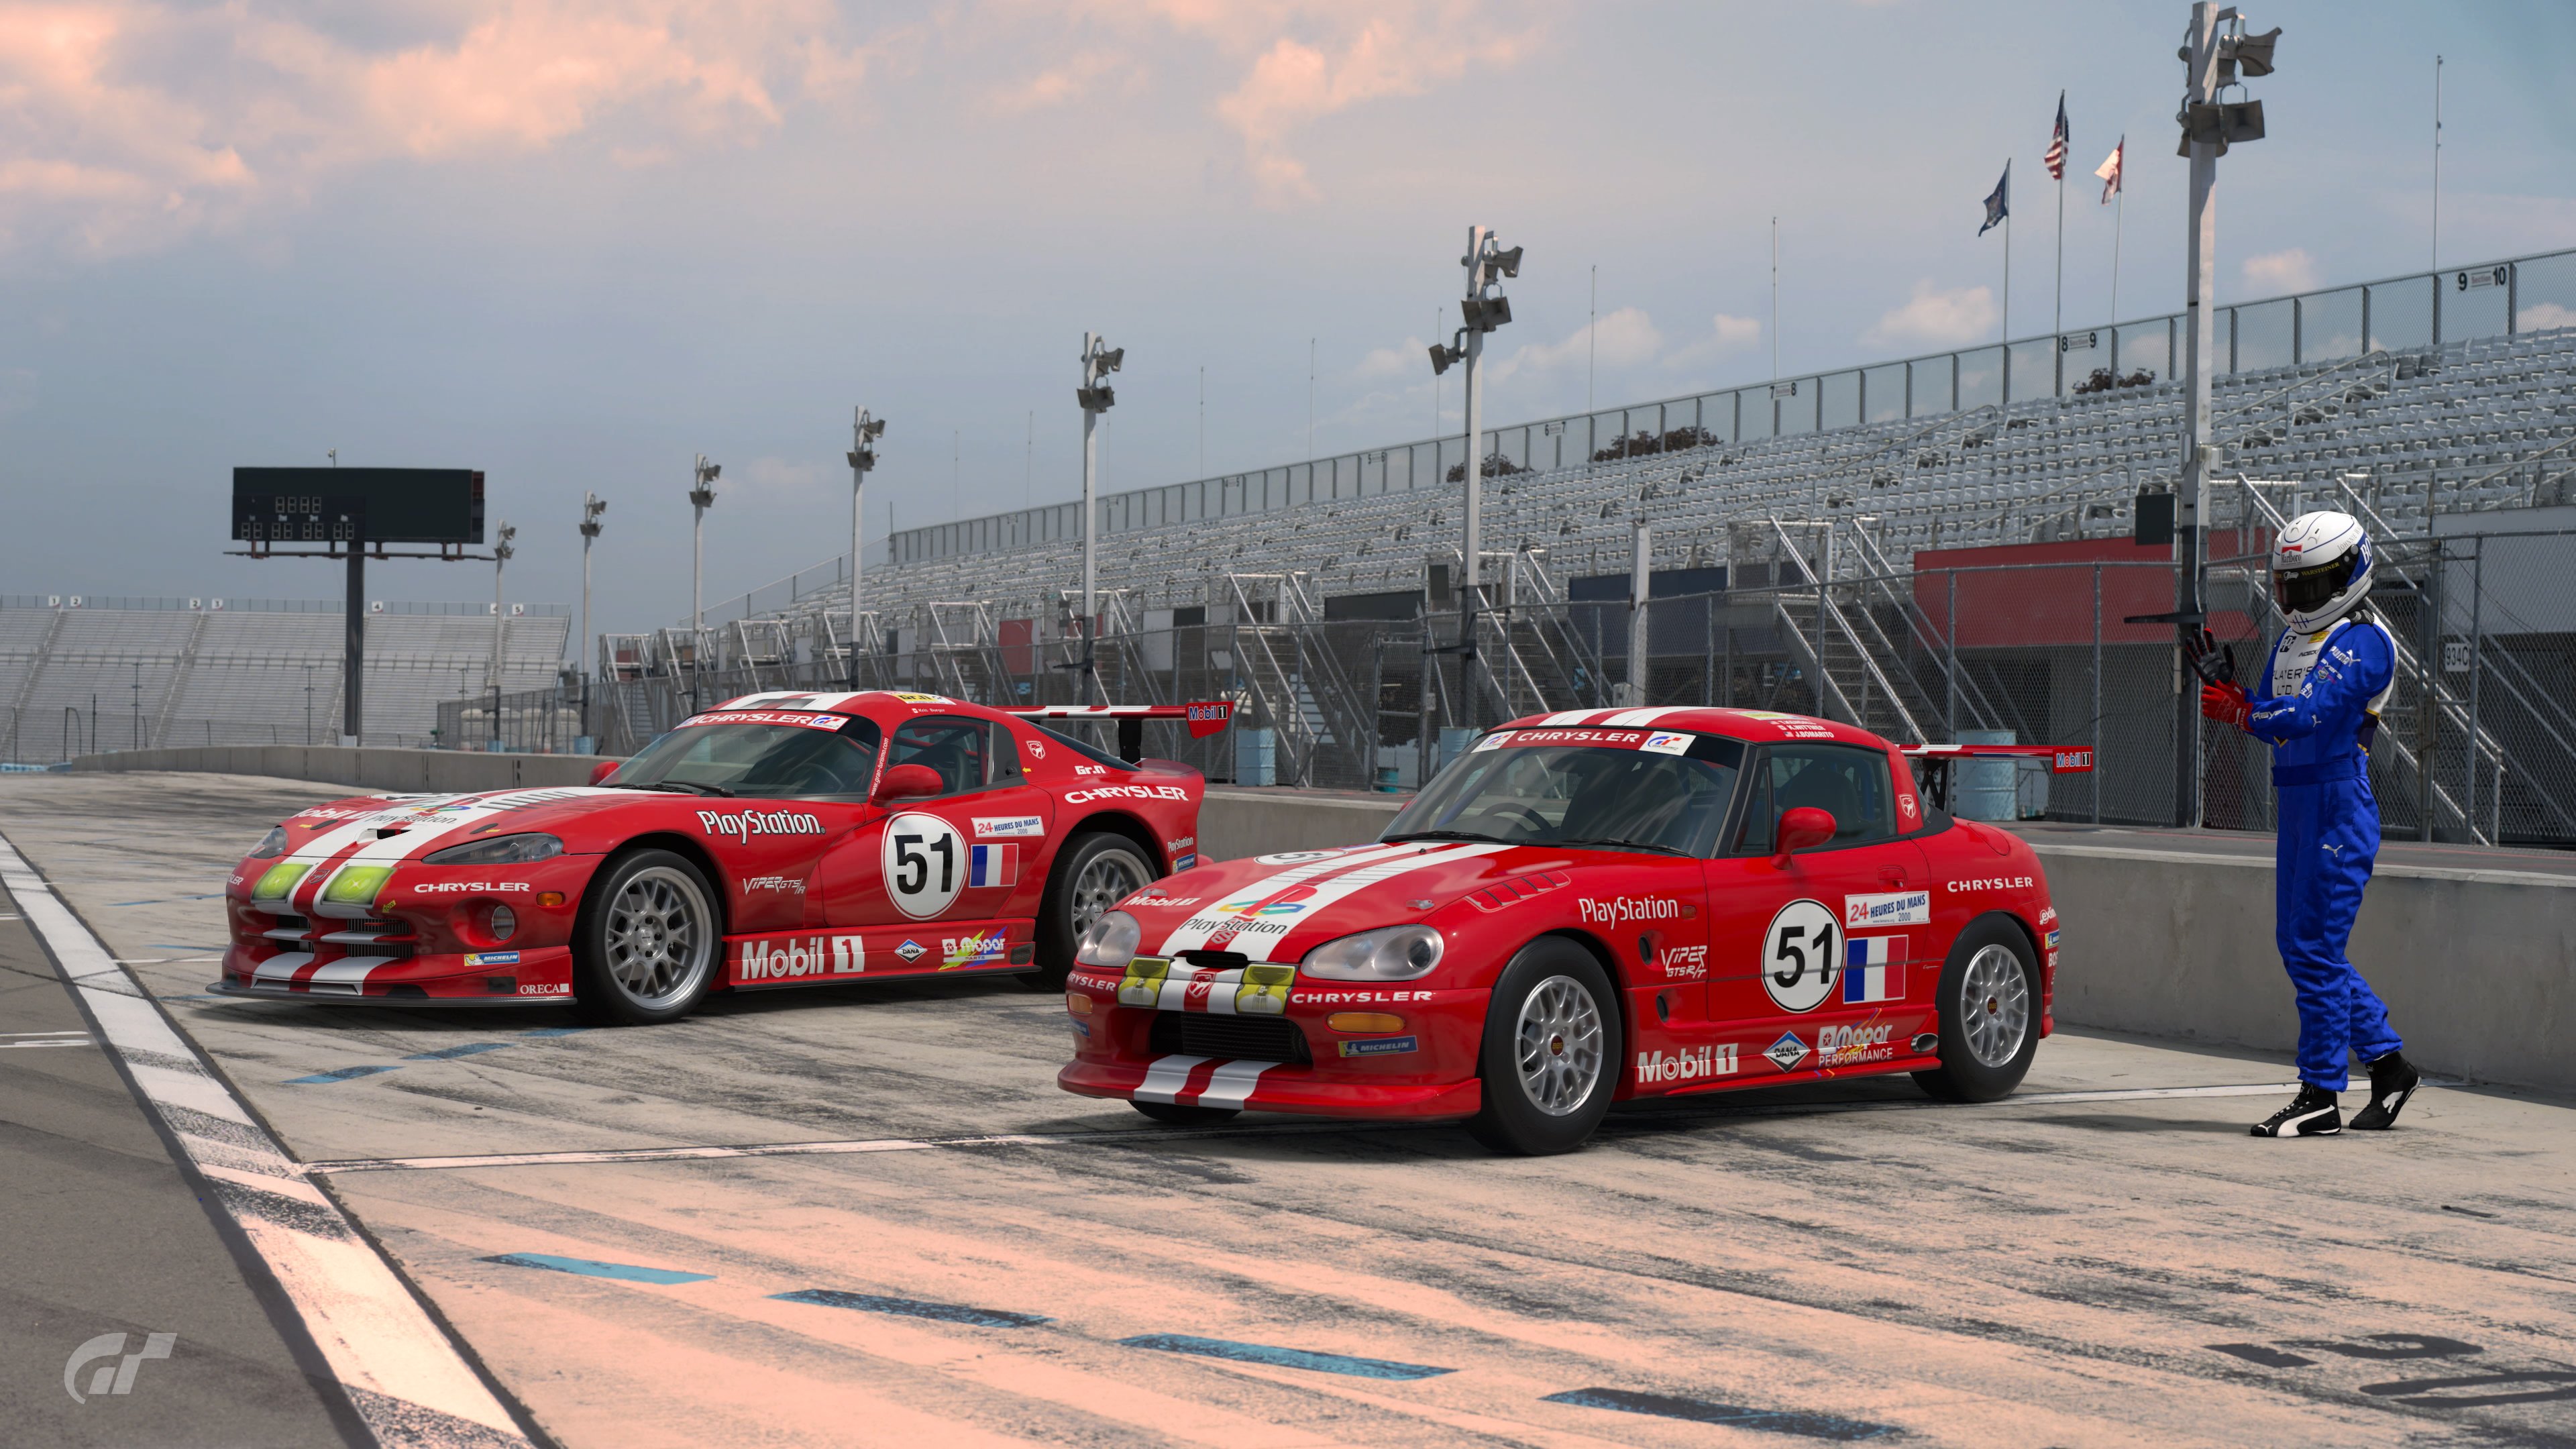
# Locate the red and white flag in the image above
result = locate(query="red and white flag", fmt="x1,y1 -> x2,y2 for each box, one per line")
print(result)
2095,136 -> 2125,203
2044,91 -> 2069,180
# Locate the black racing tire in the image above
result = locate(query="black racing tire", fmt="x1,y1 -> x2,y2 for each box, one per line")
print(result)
1129,1100 -> 1240,1126
1466,937 -> 1623,1156
1911,915 -> 2041,1103
1030,831 -> 1159,989
571,849 -> 722,1026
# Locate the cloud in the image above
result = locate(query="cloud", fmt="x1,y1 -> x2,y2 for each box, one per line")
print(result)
1664,312 -> 1761,366
1489,306 -> 1662,382
1356,336 -> 1430,379
987,48 -> 1135,115
1862,282 -> 1997,350
2241,247 -> 2319,294
0,1 -> 879,257
2524,303 -> 2576,332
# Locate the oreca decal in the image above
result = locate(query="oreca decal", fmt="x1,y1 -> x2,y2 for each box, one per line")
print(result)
882,812 -> 965,918
1761,898 -> 1843,1013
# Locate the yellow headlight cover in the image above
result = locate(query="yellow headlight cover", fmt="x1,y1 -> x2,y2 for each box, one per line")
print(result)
321,865 -> 392,906
251,862 -> 311,900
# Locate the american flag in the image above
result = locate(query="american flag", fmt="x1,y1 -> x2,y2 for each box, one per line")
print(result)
2096,137 -> 2125,203
2044,91 -> 2069,180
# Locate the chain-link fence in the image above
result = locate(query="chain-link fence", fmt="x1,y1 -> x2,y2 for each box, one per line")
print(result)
588,526 -> 2576,846
433,682 -> 590,755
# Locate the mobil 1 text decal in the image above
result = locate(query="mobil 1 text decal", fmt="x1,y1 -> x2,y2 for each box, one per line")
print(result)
883,812 -> 965,919
1762,898 -> 1843,1012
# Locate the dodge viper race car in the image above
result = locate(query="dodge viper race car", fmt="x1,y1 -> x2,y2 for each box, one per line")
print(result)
217,691 -> 1229,1023
1058,707 -> 2087,1154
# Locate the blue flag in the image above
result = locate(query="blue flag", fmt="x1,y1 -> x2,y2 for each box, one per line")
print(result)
1980,160 -> 2010,235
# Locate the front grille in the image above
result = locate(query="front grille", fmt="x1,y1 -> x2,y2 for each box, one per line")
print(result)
1175,949 -> 1249,971
1150,1012 -> 1310,1065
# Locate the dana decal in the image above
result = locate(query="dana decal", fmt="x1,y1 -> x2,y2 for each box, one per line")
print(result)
1661,944 -> 1709,980
1843,890 -> 1931,928
735,934 -> 866,981
697,809 -> 826,839
974,815 -> 1046,839
1764,1031 -> 1811,1073
1577,895 -> 1685,926
1816,1020 -> 1896,1067
1635,1043 -> 1737,1085
941,930 -> 1009,970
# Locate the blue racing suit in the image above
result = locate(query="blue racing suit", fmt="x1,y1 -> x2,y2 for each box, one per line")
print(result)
2247,611 -> 2404,1088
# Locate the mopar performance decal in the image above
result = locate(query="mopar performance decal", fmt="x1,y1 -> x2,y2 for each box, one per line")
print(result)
940,930 -> 1008,971
696,809 -> 825,839
1816,1019 -> 1896,1068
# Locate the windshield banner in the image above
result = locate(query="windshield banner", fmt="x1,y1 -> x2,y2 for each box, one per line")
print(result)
1473,727 -> 1651,751
676,710 -> 846,731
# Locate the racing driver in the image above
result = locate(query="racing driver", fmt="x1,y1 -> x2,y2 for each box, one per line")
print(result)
2193,510 -> 2421,1138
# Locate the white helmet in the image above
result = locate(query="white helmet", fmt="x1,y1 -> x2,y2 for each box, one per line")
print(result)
2272,510 -> 2373,631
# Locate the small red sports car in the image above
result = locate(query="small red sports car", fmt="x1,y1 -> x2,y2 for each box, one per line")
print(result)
1059,708 -> 2083,1153
217,691 -> 1226,1023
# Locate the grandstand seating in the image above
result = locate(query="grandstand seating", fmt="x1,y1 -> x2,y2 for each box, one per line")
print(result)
739,327 -> 2576,629
0,602 -> 570,761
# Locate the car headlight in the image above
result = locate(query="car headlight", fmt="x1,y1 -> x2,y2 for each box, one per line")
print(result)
1075,910 -> 1142,968
1301,924 -> 1444,981
423,833 -> 564,867
321,865 -> 392,908
248,826 -> 289,859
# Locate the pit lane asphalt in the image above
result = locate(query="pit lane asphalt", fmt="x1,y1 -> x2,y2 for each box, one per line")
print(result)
3,769 -> 2572,1449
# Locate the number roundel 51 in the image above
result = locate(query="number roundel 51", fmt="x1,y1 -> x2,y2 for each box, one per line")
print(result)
883,812 -> 966,918
1763,898 -> 1843,1013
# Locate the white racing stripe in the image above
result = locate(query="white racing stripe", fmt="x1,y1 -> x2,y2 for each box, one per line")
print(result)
1133,1054 -> 1213,1104
0,830 -> 533,1448
1194,1061 -> 1275,1109
1159,842 -> 1512,961
1599,706 -> 1694,727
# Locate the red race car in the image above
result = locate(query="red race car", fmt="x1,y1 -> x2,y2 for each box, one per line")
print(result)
216,691 -> 1228,1023
1059,708 -> 2085,1154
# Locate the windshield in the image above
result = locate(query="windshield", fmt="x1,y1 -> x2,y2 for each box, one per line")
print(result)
1384,731 -> 1743,855
610,716 -> 883,798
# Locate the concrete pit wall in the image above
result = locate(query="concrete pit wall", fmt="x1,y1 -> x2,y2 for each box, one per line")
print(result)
60,750 -> 2574,1096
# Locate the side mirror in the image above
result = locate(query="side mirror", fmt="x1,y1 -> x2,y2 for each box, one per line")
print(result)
1772,806 -> 1837,869
872,762 -> 945,805
588,760 -> 620,786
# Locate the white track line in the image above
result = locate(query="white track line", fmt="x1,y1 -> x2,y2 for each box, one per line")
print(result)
0,832 -> 533,1449
305,1080 -> 2315,1176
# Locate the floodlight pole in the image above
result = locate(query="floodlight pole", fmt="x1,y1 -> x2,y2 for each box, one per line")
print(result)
689,454 -> 718,711
1623,519 -> 1652,707
1459,226 -> 1491,731
342,544 -> 363,747
847,407 -> 883,692
2177,0 -> 2222,829
489,521 -> 515,747
579,492 -> 604,747
1077,334 -> 1120,703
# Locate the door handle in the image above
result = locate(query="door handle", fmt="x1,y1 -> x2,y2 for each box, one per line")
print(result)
1878,867 -> 1907,887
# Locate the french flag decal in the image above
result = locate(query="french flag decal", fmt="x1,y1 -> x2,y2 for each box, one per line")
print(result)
1843,936 -> 1906,1003
969,843 -> 1020,888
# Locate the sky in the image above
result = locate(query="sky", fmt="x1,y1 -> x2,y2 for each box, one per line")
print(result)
5,0 -> 2573,645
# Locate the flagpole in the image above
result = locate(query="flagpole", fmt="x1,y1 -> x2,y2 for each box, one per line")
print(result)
2111,180 -> 2124,329
2053,152 -> 2065,393
2002,175 -> 2012,400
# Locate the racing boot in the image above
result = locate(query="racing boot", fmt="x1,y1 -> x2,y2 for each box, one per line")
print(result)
2349,1050 -> 2421,1131
2251,1083 -> 2343,1138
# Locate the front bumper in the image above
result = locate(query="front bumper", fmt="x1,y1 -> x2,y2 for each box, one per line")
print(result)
217,941 -> 577,1004
1057,963 -> 1487,1120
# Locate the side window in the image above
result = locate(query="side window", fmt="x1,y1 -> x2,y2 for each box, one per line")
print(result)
888,716 -> 991,796
989,721 -> 1026,783
1735,744 -> 1896,851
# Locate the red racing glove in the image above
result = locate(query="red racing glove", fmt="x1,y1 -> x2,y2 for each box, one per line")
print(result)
2200,682 -> 2251,731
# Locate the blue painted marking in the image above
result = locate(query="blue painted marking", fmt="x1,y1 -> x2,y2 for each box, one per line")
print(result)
520,1026 -> 591,1037
771,1289 -> 1049,1328
402,1042 -> 511,1061
1118,1334 -> 1452,1381
285,1064 -> 402,1085
1543,1388 -> 1898,1441
483,1252 -> 712,1285
113,895 -> 227,907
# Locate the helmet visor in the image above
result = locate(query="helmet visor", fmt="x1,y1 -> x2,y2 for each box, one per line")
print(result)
2276,556 -> 2355,615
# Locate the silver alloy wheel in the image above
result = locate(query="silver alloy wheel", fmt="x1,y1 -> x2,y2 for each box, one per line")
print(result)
1959,942 -> 2031,1069
1069,848 -> 1150,940
1512,974 -> 1604,1116
604,865 -> 714,1009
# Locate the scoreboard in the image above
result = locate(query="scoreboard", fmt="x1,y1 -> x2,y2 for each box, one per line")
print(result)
231,468 -> 484,546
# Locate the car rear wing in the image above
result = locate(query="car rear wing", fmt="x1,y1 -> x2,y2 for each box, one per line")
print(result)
1007,701 -> 1234,760
1899,743 -> 2094,815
